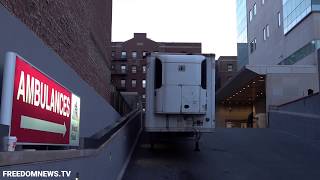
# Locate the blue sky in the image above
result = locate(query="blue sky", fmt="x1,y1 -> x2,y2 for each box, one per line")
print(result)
112,0 -> 237,57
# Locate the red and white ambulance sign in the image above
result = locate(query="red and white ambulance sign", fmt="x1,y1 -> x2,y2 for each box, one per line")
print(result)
2,53 -> 80,146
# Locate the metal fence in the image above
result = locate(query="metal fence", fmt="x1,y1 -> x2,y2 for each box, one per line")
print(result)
110,86 -> 132,115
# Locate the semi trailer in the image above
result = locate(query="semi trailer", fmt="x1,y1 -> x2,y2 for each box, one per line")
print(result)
145,53 -> 215,150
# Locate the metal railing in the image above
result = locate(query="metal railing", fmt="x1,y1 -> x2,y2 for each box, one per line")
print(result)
0,109 -> 142,167
82,109 -> 141,149
110,86 -> 132,115
111,69 -> 127,75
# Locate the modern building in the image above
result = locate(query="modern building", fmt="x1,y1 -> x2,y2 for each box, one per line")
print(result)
111,33 -> 202,108
216,0 -> 320,128
215,56 -> 238,90
236,0 -> 249,70
247,0 -> 320,66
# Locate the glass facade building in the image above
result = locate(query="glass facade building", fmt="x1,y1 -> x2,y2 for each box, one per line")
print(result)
283,0 -> 320,34
236,0 -> 249,70
237,0 -> 248,44
279,39 -> 320,65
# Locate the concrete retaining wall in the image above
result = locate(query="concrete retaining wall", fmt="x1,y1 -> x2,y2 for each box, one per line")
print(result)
269,94 -> 320,141
275,94 -> 320,115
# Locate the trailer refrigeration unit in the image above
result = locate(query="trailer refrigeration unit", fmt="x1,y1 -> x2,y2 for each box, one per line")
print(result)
145,53 -> 215,150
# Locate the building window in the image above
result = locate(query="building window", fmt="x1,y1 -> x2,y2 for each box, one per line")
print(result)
250,38 -> 257,53
131,65 -> 137,73
254,38 -> 257,48
121,51 -> 127,59
263,25 -> 270,40
132,51 -> 137,59
131,79 -> 137,88
142,65 -> 146,73
249,9 -> 253,22
142,79 -> 146,88
266,24 -> 270,38
120,79 -> 126,88
227,64 -> 233,72
111,51 -> 115,58
142,51 -> 148,58
278,12 -> 281,27
279,40 -> 320,65
283,0 -> 312,34
253,3 -> 257,15
250,40 -> 253,53
121,65 -> 126,73
262,0 -> 264,5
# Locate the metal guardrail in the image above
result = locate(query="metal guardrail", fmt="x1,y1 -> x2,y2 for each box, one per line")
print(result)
110,87 -> 132,115
82,109 -> 141,149
111,70 -> 127,75
0,109 -> 142,167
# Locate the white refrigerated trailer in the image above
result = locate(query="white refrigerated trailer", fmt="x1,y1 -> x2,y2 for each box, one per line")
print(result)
145,53 -> 215,150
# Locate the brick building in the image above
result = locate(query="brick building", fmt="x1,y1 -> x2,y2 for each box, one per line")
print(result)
0,0 -> 113,102
215,56 -> 237,90
111,33 -> 201,105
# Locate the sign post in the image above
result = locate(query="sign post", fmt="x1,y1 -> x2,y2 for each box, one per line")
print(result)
0,52 -> 80,146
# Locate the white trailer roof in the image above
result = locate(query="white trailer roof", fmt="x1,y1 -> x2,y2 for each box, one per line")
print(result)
155,54 -> 205,63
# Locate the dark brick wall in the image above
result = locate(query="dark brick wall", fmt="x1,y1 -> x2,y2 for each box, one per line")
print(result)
0,0 -> 113,102
216,56 -> 238,90
160,42 -> 202,54
111,33 -> 202,100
